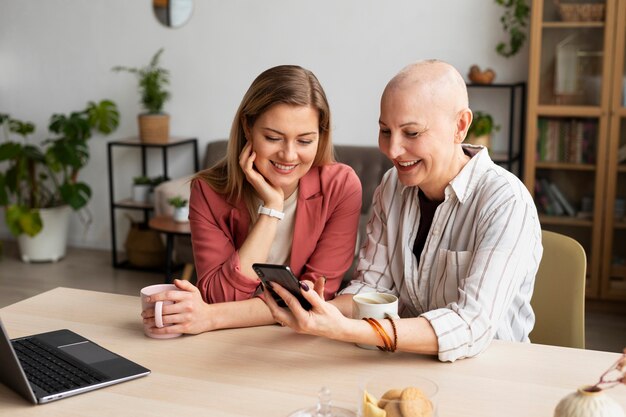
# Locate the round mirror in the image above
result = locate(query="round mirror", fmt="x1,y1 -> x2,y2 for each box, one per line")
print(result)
153,0 -> 193,29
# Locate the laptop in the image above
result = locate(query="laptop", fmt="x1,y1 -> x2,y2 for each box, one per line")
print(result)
0,318 -> 150,404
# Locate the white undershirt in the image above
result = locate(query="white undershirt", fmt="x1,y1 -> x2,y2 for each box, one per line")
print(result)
259,189 -> 298,265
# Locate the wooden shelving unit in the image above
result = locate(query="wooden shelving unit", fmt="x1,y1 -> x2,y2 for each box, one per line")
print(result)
525,0 -> 626,301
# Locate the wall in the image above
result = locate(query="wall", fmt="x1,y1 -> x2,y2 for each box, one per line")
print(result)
0,0 -> 529,250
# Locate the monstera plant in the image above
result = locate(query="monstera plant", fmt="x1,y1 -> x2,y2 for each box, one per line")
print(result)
0,100 -> 119,259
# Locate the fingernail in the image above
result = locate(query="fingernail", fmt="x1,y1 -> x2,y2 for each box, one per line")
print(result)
300,282 -> 309,291
145,297 -> 151,303
268,282 -> 275,289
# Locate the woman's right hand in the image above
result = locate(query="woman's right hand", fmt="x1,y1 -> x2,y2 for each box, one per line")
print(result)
238,142 -> 284,209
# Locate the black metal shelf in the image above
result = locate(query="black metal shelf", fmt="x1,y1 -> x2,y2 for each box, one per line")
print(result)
107,137 -> 199,269
467,82 -> 526,178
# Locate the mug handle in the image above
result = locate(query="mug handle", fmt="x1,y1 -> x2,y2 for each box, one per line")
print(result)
154,301 -> 164,328
384,312 -> 400,320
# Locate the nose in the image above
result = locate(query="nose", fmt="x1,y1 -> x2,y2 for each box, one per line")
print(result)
279,141 -> 297,161
386,133 -> 404,160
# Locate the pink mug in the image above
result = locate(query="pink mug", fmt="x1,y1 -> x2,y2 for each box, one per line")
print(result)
140,284 -> 183,339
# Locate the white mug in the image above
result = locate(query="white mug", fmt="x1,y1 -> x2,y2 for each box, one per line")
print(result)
352,292 -> 400,350
140,284 -> 183,339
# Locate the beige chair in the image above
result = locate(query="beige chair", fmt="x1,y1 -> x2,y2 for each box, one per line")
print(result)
530,230 -> 586,349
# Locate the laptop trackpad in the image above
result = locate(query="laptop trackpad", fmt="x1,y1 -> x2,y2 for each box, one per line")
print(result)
59,342 -> 118,364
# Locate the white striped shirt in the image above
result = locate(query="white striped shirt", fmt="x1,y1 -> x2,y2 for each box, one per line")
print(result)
341,146 -> 543,362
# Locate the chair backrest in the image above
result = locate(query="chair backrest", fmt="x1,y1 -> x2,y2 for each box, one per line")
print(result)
530,230 -> 586,348
200,140 -> 392,218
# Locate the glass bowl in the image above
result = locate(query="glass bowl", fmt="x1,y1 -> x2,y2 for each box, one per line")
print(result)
358,374 -> 438,417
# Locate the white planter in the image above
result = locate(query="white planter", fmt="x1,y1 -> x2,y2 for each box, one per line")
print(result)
132,184 -> 151,203
173,206 -> 189,223
17,205 -> 71,263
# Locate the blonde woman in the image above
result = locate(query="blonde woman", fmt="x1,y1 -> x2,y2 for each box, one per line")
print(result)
142,65 -> 362,335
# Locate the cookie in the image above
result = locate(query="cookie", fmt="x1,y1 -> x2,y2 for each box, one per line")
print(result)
399,387 -> 433,417
378,388 -> 403,409
384,401 -> 403,417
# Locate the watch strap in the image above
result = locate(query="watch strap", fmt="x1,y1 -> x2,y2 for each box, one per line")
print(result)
257,205 -> 285,220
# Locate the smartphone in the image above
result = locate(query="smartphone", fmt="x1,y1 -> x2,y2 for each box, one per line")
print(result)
252,263 -> 312,311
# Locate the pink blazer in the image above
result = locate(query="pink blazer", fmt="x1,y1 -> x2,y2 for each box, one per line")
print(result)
189,163 -> 362,303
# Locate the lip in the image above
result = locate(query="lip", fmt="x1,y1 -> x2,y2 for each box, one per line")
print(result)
270,160 -> 299,174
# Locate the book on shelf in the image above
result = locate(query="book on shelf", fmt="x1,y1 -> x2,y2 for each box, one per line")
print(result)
535,178 -> 577,217
549,183 -> 576,217
536,118 -> 597,164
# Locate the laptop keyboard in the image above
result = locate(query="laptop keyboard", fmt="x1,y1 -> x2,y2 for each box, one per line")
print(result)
12,338 -> 106,394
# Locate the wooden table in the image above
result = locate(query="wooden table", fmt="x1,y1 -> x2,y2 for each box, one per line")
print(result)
1,288 -> 625,417
148,215 -> 192,283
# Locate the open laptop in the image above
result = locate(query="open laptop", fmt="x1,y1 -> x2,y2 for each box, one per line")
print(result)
0,318 -> 150,404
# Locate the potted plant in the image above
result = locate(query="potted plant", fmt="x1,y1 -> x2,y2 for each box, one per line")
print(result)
495,0 -> 530,58
466,111 -> 500,150
132,175 -> 167,204
167,195 -> 189,223
0,100 -> 120,262
113,48 -> 171,143
132,176 -> 152,203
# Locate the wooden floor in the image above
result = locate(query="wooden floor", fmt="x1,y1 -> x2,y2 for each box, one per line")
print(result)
1,241 -> 624,353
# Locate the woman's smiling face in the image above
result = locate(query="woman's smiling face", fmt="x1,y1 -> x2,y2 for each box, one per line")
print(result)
248,103 -> 320,198
378,86 -> 460,198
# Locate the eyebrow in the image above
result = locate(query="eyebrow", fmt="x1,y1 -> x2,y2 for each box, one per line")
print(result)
378,120 -> 425,128
262,127 -> 318,137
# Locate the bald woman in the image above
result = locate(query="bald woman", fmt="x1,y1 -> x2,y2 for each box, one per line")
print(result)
263,60 -> 543,362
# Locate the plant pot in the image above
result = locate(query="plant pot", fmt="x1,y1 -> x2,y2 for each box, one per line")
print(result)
554,386 -> 624,417
132,184 -> 151,203
17,205 -> 71,263
467,133 -> 492,149
173,206 -> 189,223
138,113 -> 170,143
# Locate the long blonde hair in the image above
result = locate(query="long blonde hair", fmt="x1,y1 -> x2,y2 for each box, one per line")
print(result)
196,65 -> 335,216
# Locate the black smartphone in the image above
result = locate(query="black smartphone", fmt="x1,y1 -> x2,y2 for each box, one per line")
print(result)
252,263 -> 312,311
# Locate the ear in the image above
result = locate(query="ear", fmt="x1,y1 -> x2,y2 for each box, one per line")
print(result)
455,108 -> 473,144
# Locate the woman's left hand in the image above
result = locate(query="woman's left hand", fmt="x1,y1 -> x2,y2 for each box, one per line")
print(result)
262,278 -> 351,340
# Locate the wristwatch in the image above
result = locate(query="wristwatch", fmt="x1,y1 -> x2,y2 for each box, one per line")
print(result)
257,205 -> 285,220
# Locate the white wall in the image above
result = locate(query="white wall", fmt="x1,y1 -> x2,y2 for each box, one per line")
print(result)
0,0 -> 529,250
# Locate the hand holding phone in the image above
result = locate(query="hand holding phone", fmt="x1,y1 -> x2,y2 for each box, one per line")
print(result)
252,263 -> 312,311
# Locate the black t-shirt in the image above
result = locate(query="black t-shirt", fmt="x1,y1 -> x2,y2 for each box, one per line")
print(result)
412,190 -> 443,265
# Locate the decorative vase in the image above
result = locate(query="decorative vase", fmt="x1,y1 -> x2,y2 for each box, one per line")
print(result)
17,205 -> 71,263
173,206 -> 189,223
554,386 -> 625,417
138,113 -> 170,143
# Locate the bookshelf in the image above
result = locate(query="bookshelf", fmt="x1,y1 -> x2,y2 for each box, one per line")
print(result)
524,0 -> 626,301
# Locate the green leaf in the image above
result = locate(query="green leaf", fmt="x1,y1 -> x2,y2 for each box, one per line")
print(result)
59,181 -> 91,210
9,120 -> 35,137
0,142 -> 22,161
5,205 -> 42,237
86,100 -> 120,134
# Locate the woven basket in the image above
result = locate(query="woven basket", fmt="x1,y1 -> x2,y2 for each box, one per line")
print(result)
125,220 -> 165,268
138,113 -> 170,143
555,1 -> 605,22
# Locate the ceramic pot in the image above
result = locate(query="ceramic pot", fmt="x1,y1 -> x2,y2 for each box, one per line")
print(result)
554,386 -> 624,417
132,184 -> 151,203
17,206 -> 71,263
467,133 -> 491,149
173,206 -> 189,223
